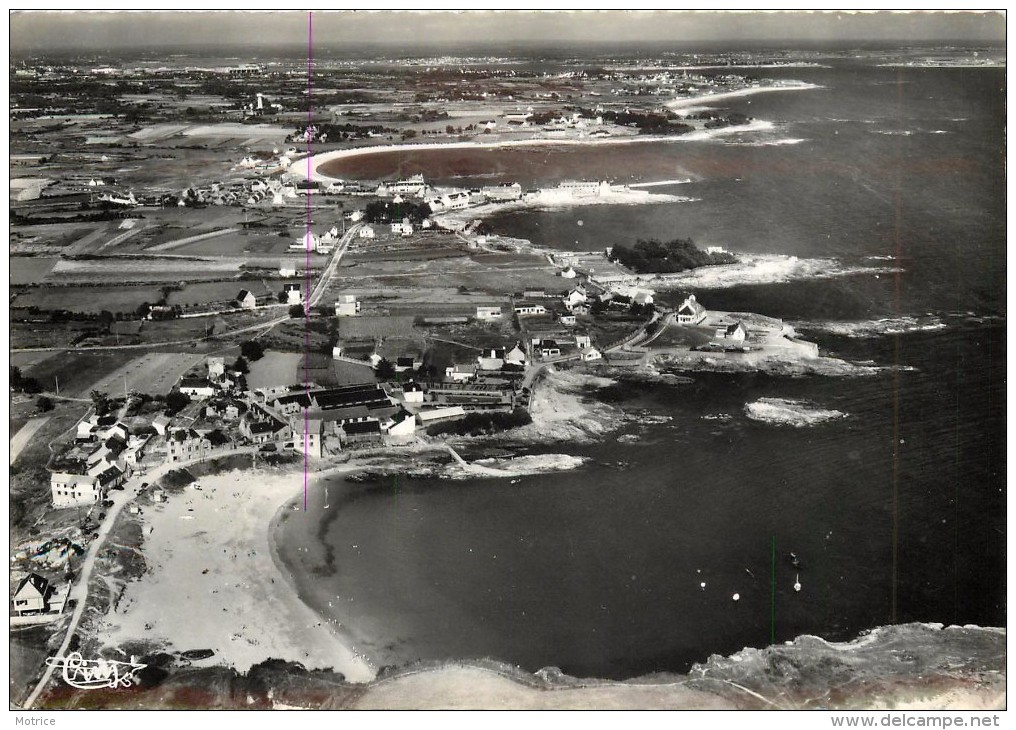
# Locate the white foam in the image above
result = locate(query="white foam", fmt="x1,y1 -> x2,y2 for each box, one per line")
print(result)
470,453 -> 588,476
745,398 -> 847,427
798,316 -> 947,338
724,137 -> 808,147
629,178 -> 694,188
649,253 -> 901,290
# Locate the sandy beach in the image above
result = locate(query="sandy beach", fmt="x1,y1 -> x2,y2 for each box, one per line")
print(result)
303,119 -> 777,186
96,464 -> 376,683
665,82 -> 821,111
298,82 -> 821,186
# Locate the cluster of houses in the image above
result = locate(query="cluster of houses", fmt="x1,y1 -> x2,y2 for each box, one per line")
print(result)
50,416 -> 148,508
236,282 -> 304,310
288,227 -> 341,255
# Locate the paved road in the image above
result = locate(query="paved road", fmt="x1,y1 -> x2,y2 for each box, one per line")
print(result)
10,417 -> 50,465
308,223 -> 360,309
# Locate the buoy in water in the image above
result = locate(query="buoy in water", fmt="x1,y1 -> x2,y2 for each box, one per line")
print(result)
794,574 -> 802,592
699,582 -> 706,590
732,593 -> 740,601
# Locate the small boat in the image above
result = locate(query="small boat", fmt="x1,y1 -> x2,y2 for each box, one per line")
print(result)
788,552 -> 802,568
794,574 -> 802,592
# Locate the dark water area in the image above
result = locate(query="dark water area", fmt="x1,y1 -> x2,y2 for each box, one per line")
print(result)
279,60 -> 1005,679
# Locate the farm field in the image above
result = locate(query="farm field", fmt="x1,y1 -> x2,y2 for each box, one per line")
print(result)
333,250 -> 564,297
47,257 -> 244,284
162,230 -> 299,257
10,350 -> 60,370
9,257 -> 60,285
21,350 -> 140,397
337,315 -> 417,340
331,359 -> 376,386
87,351 -> 209,397
247,351 -> 303,390
13,284 -> 166,314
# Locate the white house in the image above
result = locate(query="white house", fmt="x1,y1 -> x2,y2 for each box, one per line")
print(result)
505,344 -> 527,367
359,225 -> 375,239
514,303 -> 547,317
633,291 -> 654,307
560,266 -> 578,279
539,342 -> 562,358
384,412 -> 417,441
100,421 -> 130,442
416,406 -> 466,425
574,334 -> 592,349
207,357 -> 226,381
123,436 -> 149,467
12,574 -> 51,615
335,294 -> 360,317
152,414 -> 172,436
291,419 -> 323,459
676,294 -> 707,325
236,290 -> 258,310
476,306 -> 503,321
179,378 -> 216,398
477,348 -> 506,371
283,283 -> 304,305
580,346 -> 603,362
391,220 -> 414,236
279,261 -> 298,278
715,321 -> 748,344
51,473 -> 102,508
445,364 -> 477,382
290,231 -> 319,251
402,383 -> 425,404
563,287 -> 588,311
560,314 -> 577,326
76,416 -> 99,441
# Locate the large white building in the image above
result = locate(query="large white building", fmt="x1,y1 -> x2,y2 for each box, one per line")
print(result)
335,294 -> 360,317
51,473 -> 102,508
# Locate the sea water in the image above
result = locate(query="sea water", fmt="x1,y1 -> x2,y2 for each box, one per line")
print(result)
279,57 -> 1005,679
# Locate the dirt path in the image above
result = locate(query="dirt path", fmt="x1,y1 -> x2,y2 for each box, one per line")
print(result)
10,417 -> 50,465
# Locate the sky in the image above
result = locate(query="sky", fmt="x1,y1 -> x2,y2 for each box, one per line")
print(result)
8,10 -> 1006,53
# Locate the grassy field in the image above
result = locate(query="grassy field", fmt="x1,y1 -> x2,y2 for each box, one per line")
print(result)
338,315 -> 418,340
22,350 -> 141,397
13,285 -> 166,314
247,351 -> 303,390
161,230 -> 297,257
332,359 -> 376,386
166,281 -> 251,307
333,250 -> 564,297
647,323 -> 713,349
10,351 -> 60,369
10,257 -> 60,285
11,321 -> 103,350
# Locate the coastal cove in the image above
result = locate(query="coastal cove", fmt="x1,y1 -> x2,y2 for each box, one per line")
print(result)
272,60 -> 1004,680
275,316 -> 1004,679
8,28 -> 1005,710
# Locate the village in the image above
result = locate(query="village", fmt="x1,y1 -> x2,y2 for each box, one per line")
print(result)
9,47 -> 820,701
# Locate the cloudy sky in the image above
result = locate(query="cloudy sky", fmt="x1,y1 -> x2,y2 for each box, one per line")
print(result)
9,10 -> 1005,52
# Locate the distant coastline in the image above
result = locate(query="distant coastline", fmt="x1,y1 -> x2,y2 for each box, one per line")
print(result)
300,82 -> 820,184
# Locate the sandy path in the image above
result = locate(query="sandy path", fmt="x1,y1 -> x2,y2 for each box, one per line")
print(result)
10,417 -> 50,465
97,465 -> 375,683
